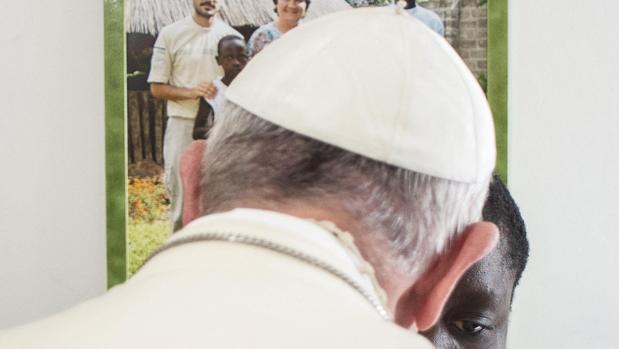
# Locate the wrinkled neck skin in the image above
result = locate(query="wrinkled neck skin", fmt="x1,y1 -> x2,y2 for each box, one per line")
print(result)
213,199 -> 413,313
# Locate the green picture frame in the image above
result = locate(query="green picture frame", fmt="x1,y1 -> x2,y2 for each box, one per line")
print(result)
104,0 -> 127,287
104,0 -> 509,287
488,0 -> 508,183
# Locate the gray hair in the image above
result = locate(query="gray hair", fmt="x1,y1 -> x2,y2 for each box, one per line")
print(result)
201,102 -> 490,277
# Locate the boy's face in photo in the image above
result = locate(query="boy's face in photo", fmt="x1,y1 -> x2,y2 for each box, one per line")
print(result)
420,240 -> 516,349
217,39 -> 249,81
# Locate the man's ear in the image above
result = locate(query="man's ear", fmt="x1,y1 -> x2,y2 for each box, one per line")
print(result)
215,55 -> 221,66
394,222 -> 499,331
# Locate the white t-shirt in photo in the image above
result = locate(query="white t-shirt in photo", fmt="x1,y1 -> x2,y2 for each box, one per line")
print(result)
148,17 -> 240,119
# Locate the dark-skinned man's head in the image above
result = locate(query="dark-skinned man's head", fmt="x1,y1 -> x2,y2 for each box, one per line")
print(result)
421,176 -> 529,349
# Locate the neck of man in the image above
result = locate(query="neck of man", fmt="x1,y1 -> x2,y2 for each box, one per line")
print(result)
276,18 -> 299,34
215,200 -> 413,313
193,13 -> 215,27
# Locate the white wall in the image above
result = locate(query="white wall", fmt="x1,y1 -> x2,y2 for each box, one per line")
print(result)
508,0 -> 619,348
0,1 -> 107,328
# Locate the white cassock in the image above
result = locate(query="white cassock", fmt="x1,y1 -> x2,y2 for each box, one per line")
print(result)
0,208 -> 434,348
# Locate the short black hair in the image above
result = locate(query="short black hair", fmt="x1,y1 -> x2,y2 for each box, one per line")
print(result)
482,175 -> 530,288
216,35 -> 245,57
273,0 -> 311,14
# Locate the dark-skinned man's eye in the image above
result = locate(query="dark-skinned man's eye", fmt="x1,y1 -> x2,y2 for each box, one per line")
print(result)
452,320 -> 487,336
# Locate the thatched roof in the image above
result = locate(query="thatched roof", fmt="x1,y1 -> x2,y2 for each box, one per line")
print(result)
126,0 -> 352,35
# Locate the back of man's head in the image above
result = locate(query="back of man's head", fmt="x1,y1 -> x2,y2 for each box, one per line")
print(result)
198,5 -> 497,330
203,105 -> 489,279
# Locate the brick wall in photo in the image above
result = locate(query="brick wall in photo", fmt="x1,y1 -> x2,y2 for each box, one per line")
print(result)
421,0 -> 487,78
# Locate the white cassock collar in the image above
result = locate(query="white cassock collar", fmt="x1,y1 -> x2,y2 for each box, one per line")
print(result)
140,208 -> 391,321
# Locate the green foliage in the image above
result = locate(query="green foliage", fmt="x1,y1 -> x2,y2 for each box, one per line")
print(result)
127,221 -> 170,276
126,176 -> 170,276
128,176 -> 169,223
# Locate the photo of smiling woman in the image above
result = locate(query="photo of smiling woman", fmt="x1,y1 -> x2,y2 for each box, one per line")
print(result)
248,0 -> 311,56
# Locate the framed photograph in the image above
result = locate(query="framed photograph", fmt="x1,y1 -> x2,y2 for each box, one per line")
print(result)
104,0 -> 508,287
